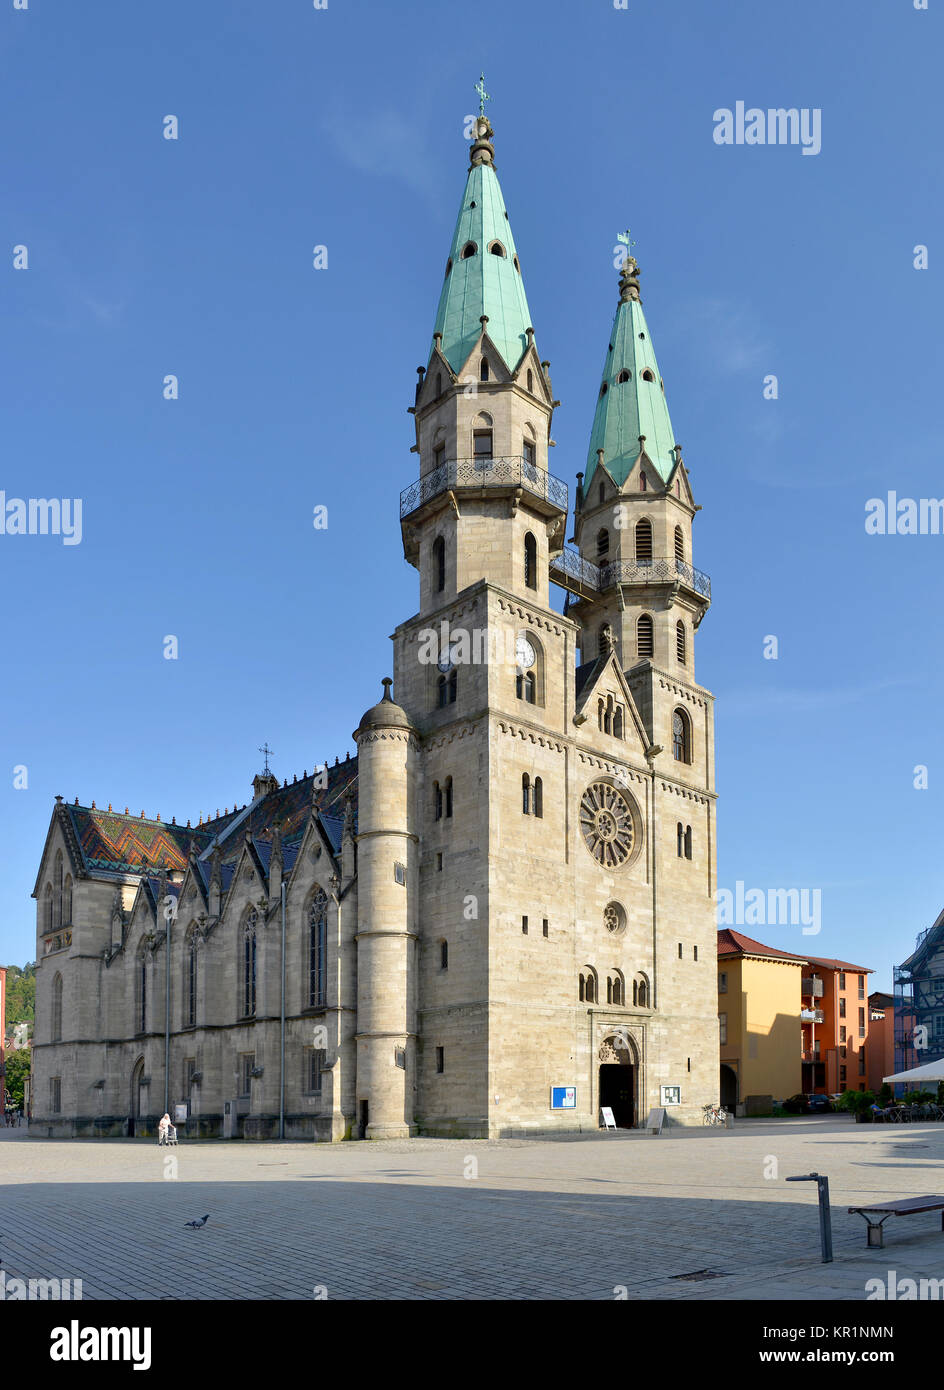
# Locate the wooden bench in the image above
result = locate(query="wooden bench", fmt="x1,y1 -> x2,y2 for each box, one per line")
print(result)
847,1195 -> 944,1248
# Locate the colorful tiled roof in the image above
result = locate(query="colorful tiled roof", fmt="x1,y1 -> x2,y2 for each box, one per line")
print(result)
717,929 -> 808,964
68,807 -> 224,876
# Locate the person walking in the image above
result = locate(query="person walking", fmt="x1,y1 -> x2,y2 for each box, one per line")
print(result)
158,1112 -> 171,1145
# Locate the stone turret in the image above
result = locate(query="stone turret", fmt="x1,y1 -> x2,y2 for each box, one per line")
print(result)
352,679 -> 418,1139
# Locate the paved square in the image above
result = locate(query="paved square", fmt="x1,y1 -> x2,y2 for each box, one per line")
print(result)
2,1116 -> 943,1300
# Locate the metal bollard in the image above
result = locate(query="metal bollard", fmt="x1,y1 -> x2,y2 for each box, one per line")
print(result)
786,1172 -> 833,1263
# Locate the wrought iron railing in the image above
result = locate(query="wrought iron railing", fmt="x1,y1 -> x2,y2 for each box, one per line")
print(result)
400,455 -> 568,518
550,548 -> 711,601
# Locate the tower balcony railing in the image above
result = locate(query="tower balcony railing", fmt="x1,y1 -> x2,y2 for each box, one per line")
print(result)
400,454 -> 568,519
549,547 -> 711,601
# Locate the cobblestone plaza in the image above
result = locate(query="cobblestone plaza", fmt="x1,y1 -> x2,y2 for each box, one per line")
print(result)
2,1117 -> 943,1301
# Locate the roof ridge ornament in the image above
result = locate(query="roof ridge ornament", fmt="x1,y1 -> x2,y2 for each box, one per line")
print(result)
617,229 -> 641,302
469,76 -> 495,169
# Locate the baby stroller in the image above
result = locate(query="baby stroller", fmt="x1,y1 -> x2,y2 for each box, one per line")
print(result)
158,1123 -> 178,1146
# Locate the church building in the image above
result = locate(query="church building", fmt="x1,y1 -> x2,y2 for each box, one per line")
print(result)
31,103 -> 719,1139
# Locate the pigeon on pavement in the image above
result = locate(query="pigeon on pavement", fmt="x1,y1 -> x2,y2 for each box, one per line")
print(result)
184,1214 -> 210,1229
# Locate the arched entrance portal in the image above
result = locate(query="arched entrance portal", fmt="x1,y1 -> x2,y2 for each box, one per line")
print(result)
598,1033 -> 638,1129
720,1064 -> 738,1112
129,1057 -> 147,1137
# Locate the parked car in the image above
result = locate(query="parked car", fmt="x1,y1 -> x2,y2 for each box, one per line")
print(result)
782,1093 -> 833,1114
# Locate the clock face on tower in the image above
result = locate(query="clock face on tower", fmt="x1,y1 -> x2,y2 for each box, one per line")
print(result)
516,634 -> 536,670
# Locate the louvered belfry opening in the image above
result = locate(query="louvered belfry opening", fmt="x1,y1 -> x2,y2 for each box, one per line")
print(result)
635,518 -> 653,563
637,614 -> 654,658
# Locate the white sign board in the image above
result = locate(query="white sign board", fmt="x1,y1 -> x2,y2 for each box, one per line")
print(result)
173,1103 -> 188,1123
645,1107 -> 666,1134
600,1106 -> 617,1131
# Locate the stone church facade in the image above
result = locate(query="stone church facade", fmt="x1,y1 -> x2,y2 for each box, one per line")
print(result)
31,108 -> 720,1140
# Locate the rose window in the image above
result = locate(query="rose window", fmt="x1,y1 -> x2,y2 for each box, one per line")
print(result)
580,781 -> 637,868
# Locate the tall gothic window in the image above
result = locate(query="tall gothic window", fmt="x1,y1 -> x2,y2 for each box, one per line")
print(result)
522,773 -> 531,815
54,851 -> 63,928
52,972 -> 63,1042
44,883 -> 53,932
242,909 -> 257,1018
63,875 -> 73,925
186,931 -> 197,1027
137,949 -> 148,1033
524,531 -> 537,589
635,519 -> 653,563
533,777 -> 543,819
637,614 -> 654,659
480,357 -> 489,382
676,620 -> 687,665
674,525 -> 685,563
309,890 -> 328,1009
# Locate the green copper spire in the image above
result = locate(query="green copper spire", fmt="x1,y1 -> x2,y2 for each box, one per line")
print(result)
431,105 -> 534,375
584,248 -> 677,491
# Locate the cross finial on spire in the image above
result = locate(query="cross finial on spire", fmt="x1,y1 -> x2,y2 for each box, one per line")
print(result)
258,742 -> 275,775
617,229 -> 636,257
474,72 -> 491,118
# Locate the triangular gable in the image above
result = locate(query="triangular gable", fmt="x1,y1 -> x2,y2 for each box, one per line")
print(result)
574,649 -> 651,755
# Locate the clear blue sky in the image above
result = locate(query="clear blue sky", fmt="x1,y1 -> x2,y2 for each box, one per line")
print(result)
2,0 -> 940,989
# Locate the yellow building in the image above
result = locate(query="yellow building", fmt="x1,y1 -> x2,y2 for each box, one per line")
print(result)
717,930 -> 806,1112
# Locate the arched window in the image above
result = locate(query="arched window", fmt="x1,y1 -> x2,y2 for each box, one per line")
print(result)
52,972 -> 63,1042
309,890 -> 328,1009
473,416 -> 493,463
677,822 -> 684,858
522,773 -> 531,815
585,970 -> 597,1004
596,528 -> 609,559
598,698 -> 604,731
578,973 -> 586,1002
513,255 -> 520,272
613,707 -> 623,740
636,974 -> 650,1008
599,382 -> 608,398
524,532 -> 537,590
186,931 -> 197,1027
44,883 -> 53,932
632,979 -> 637,1007
480,357 -> 489,382
612,972 -> 625,1006
434,782 -> 443,820
433,536 -> 445,593
639,473 -> 647,492
438,671 -> 457,707
684,826 -> 693,860
527,368 -> 533,393
533,777 -> 543,819
674,525 -> 685,563
676,620 -> 687,665
242,909 -> 257,1018
607,976 -> 613,1004
461,241 -> 477,259
444,260 -> 452,279
617,369 -> 631,383
517,669 -> 535,703
604,695 -> 613,735
488,240 -> 506,257
637,614 -> 653,658
54,851 -> 63,928
444,777 -> 453,818
642,368 -> 655,382
63,875 -> 73,925
673,708 -> 692,763
635,518 -> 653,563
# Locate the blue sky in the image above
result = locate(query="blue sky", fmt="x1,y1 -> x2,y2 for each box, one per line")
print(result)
1,0 -> 940,987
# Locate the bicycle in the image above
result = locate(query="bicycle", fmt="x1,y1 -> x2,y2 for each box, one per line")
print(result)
702,1103 -> 728,1126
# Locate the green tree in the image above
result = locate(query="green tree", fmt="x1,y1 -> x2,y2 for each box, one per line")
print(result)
3,1050 -> 30,1110
5,963 -> 35,1030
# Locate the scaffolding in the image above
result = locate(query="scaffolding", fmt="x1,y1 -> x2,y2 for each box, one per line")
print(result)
894,921 -> 944,1089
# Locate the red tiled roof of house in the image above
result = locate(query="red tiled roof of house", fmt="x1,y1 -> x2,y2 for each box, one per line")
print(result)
717,929 -> 808,964
804,954 -> 872,974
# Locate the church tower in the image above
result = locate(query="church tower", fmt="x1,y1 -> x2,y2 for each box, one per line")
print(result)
386,98 -> 718,1136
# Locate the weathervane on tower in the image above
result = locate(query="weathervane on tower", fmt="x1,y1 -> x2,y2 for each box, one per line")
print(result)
474,72 -> 491,118
258,742 -> 275,776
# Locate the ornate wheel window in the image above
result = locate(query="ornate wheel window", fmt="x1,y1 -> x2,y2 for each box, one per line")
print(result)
580,781 -> 638,868
603,901 -> 626,935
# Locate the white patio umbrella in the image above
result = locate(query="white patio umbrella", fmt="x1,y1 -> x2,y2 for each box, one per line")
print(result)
883,1059 -> 944,1084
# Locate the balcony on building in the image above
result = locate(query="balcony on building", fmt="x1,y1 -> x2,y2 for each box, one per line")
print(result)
801,977 -> 824,997
549,546 -> 711,604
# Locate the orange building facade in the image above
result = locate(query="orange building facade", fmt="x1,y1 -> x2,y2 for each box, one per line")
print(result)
801,956 -> 873,1095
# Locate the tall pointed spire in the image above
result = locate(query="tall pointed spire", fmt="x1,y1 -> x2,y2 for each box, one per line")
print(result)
430,90 -> 535,375
584,243 -> 677,492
